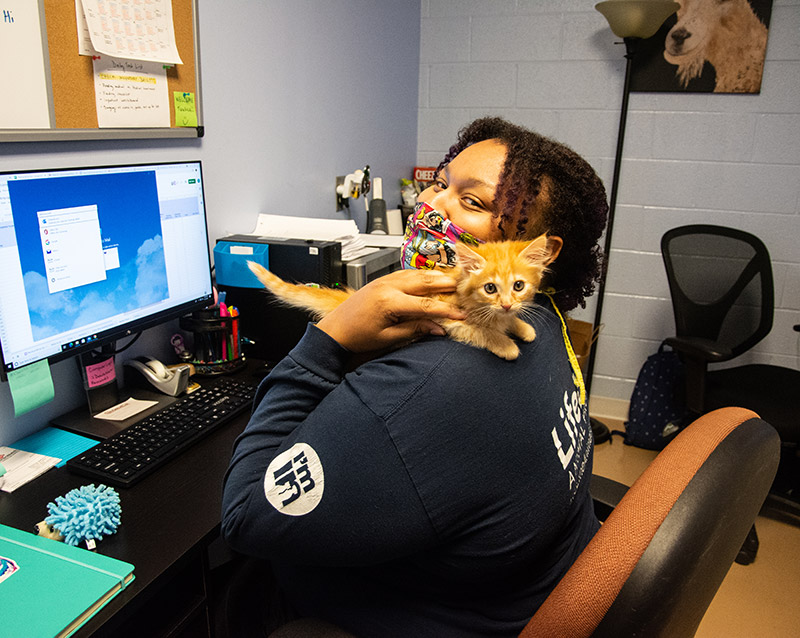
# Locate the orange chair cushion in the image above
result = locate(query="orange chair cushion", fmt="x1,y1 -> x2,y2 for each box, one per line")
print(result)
520,407 -> 759,638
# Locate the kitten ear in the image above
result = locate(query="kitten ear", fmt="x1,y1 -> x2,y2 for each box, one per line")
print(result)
521,234 -> 562,266
455,242 -> 486,273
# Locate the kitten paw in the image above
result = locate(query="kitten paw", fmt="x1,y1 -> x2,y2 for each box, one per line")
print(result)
491,343 -> 520,360
516,323 -> 537,343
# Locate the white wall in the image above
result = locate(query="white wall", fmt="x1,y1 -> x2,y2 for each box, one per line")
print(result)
0,0 -> 420,445
417,0 -> 800,406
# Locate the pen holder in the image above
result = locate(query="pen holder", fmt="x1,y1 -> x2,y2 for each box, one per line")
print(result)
179,308 -> 245,376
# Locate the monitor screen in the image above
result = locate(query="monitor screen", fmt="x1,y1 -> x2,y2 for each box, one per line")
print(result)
0,160 -> 214,379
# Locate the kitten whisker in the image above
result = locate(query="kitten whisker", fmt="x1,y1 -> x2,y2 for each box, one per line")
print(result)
519,303 -> 548,328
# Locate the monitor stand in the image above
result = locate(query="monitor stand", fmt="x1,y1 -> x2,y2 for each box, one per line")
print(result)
50,344 -> 179,440
50,387 -> 178,441
50,353 -> 272,441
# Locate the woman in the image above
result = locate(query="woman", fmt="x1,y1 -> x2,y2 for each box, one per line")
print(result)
221,117 -> 609,637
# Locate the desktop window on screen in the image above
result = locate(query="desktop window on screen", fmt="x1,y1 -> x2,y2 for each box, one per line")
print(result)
0,162 -> 213,374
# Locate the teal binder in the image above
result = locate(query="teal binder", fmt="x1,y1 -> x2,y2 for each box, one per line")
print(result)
0,523 -> 134,637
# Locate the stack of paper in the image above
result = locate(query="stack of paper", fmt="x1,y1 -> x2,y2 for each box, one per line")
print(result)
11,426 -> 99,468
250,214 -> 380,260
0,446 -> 60,493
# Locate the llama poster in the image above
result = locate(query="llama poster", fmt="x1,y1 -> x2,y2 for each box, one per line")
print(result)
630,0 -> 773,94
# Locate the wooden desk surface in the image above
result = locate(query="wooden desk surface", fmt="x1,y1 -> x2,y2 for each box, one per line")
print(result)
0,365 -> 267,636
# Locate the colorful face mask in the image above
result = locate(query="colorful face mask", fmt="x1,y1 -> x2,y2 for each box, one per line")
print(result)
400,202 -> 484,270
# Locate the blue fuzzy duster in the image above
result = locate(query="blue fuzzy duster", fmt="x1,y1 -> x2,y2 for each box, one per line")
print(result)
45,484 -> 121,547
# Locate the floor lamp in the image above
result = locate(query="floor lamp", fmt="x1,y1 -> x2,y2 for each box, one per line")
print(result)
588,1 -> 679,443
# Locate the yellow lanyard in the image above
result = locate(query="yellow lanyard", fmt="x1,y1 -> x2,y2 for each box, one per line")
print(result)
542,290 -> 586,405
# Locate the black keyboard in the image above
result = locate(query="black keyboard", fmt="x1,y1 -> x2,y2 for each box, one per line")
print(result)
66,377 -> 258,488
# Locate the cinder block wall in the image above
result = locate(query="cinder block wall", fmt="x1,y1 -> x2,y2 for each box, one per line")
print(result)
417,0 -> 800,407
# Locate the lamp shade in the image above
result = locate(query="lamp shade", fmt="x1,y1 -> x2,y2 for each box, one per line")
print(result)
595,0 -> 679,39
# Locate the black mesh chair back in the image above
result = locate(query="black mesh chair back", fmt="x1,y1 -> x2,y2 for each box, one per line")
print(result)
661,224 -> 774,362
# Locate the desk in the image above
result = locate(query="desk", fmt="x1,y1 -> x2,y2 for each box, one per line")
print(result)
0,364 -> 266,637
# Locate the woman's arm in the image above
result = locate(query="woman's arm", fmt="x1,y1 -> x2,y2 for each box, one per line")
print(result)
221,270 -> 460,564
221,326 -> 439,564
316,268 -> 464,353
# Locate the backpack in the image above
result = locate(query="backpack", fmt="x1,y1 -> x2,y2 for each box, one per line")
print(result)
619,342 -> 689,450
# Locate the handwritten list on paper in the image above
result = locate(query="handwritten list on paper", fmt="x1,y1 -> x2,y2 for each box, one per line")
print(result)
93,56 -> 170,127
79,0 -> 182,65
85,357 -> 116,388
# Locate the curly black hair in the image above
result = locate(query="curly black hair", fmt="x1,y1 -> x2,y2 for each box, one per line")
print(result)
437,117 -> 609,312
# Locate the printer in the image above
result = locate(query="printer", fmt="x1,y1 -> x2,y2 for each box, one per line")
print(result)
343,247 -> 401,288
214,234 -> 400,364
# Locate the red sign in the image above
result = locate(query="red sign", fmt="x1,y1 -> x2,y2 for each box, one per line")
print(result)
413,166 -> 437,183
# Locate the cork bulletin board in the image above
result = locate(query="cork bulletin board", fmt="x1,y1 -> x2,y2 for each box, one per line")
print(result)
1,0 -> 202,141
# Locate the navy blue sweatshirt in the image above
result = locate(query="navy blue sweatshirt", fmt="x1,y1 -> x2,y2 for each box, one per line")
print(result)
221,298 -> 598,637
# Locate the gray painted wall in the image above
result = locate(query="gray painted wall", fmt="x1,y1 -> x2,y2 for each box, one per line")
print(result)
0,0 -> 420,444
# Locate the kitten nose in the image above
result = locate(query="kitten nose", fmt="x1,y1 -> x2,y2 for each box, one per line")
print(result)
502,304 -> 512,311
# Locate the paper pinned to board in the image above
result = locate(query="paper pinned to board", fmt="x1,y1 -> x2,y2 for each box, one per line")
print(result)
173,91 -> 198,126
92,55 -> 170,128
78,0 -> 183,65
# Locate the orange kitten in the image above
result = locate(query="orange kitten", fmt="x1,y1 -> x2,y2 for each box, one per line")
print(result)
247,235 -> 556,360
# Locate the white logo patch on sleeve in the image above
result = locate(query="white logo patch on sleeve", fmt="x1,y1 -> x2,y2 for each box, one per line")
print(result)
264,443 -> 324,516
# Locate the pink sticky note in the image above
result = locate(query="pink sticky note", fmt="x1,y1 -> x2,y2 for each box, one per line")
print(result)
85,358 -> 116,388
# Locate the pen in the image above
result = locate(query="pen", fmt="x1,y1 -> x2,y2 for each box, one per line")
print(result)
230,307 -> 240,359
220,303 -> 229,360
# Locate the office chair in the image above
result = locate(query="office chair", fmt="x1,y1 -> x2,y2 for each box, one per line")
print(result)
522,407 -> 779,638
263,408 -> 777,638
660,224 -> 800,521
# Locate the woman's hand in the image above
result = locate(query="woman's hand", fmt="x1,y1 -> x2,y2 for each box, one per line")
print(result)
316,269 -> 465,353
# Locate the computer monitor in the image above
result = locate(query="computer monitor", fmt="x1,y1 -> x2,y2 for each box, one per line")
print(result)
0,160 -> 214,381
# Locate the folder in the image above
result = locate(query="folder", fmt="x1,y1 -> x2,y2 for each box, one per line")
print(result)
0,523 -> 134,637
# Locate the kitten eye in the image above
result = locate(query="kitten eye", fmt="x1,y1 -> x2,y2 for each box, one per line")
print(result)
513,281 -> 525,292
484,283 -> 497,294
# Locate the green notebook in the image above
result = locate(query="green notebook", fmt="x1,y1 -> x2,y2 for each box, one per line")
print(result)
0,523 -> 134,637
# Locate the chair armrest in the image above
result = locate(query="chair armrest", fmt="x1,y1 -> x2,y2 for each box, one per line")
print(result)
664,336 -> 733,363
590,474 -> 629,522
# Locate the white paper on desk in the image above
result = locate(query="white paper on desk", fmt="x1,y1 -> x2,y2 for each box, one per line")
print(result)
250,214 -> 371,261
79,0 -> 182,64
343,242 -> 382,260
252,213 -> 359,241
0,446 -> 60,493
94,397 -> 158,421
360,234 -> 404,249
